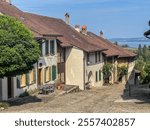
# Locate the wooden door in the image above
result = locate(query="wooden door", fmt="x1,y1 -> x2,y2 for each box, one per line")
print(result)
38,68 -> 43,85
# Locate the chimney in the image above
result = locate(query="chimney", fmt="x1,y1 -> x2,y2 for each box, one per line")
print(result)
81,25 -> 87,35
100,31 -> 104,38
65,13 -> 70,25
3,0 -> 11,4
75,25 -> 80,32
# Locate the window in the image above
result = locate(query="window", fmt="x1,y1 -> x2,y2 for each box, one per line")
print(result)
44,67 -> 50,83
52,65 -> 57,80
96,71 -> 98,82
60,49 -> 65,62
45,40 -> 49,55
99,70 -> 101,81
50,40 -> 55,55
39,43 -> 43,56
95,52 -> 101,63
98,52 -> 101,62
87,53 -> 90,64
95,52 -> 98,63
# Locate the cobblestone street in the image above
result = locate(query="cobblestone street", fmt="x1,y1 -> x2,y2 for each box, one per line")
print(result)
2,84 -> 150,113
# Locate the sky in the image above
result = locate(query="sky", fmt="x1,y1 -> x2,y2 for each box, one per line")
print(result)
12,0 -> 150,39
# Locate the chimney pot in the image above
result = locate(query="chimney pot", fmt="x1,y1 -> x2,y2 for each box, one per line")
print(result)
65,13 -> 70,25
81,25 -> 87,35
75,25 -> 80,32
100,31 -> 104,38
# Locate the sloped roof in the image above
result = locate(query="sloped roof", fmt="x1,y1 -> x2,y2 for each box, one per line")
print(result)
88,32 -> 137,57
24,12 -> 107,52
0,0 -> 136,57
0,0 -> 61,37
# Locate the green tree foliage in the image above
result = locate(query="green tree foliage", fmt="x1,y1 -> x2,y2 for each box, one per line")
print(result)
138,44 -> 142,56
138,44 -> 150,61
102,64 -> 113,83
0,15 -> 40,77
143,62 -> 150,84
117,66 -> 128,81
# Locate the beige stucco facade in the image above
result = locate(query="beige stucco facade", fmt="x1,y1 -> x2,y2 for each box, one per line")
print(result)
65,47 -> 84,90
85,52 -> 104,87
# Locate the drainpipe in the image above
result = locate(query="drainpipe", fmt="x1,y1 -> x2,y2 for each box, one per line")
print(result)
83,52 -> 86,90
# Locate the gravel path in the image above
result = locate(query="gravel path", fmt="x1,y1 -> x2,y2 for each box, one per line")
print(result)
1,84 -> 150,113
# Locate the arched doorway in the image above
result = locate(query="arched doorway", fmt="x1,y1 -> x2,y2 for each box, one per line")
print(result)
88,71 -> 94,87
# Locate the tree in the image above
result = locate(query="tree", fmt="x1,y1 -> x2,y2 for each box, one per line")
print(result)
143,62 -> 150,84
103,64 -> 113,83
0,15 -> 40,77
138,44 -> 142,57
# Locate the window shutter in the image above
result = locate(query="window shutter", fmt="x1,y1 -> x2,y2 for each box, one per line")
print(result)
52,65 -> 57,80
44,68 -> 46,83
26,73 -> 30,86
96,71 -> 98,82
99,70 -> 101,81
49,66 -> 51,81
16,75 -> 21,88
33,68 -> 36,83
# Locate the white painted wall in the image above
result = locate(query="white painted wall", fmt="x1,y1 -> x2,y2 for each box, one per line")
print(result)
0,79 -> 2,100
65,47 -> 84,90
1,77 -> 8,101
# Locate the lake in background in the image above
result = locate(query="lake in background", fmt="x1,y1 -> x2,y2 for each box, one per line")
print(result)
109,37 -> 150,48
117,41 -> 150,48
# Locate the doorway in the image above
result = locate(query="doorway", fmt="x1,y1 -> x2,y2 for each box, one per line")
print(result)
7,77 -> 13,99
88,71 -> 94,87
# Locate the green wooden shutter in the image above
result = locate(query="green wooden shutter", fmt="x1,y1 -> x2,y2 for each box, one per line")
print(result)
44,68 -> 46,83
99,70 -> 101,81
96,71 -> 98,82
26,73 -> 30,86
16,75 -> 21,88
33,67 -> 36,83
52,65 -> 57,80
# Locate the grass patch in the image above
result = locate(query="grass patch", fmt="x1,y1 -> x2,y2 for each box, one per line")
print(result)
0,102 -> 10,109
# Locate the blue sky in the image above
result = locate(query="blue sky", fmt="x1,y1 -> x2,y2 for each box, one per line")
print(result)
12,0 -> 150,38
